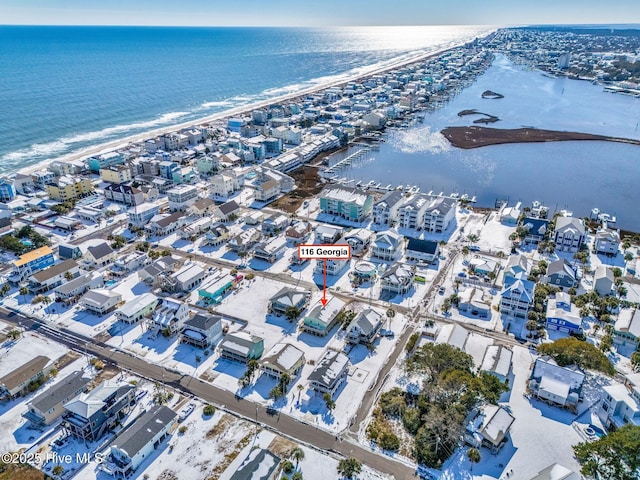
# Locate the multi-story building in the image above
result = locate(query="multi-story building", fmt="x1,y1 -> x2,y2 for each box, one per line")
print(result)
319,186 -> 373,222
151,299 -> 189,334
598,372 -> 640,429
10,246 -> 56,283
554,217 -> 586,253
308,350 -> 349,397
128,202 -> 159,227
23,371 -> 91,426
103,183 -> 144,206
63,381 -> 136,442
108,406 -> 177,478
594,228 -> 621,256
260,343 -> 306,381
500,274 -> 535,320
100,165 -> 132,184
301,297 -> 346,336
87,152 -> 125,173
211,171 -> 243,198
180,313 -> 223,349
380,263 -> 414,295
0,178 -> 16,202
45,176 -> 94,201
219,331 -> 264,363
31,169 -> 56,191
167,184 -> 199,211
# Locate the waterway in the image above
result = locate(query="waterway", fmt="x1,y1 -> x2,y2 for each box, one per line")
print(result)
330,55 -> 640,230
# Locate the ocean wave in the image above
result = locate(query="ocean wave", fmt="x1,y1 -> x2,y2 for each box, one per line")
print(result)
393,126 -> 452,155
197,100 -> 235,110
0,110 -> 190,164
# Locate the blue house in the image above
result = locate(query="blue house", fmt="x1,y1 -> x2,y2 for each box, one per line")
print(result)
522,217 -> 549,244
546,292 -> 582,334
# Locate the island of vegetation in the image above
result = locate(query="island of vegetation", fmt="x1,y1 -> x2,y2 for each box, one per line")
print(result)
457,109 -> 500,124
441,125 -> 640,149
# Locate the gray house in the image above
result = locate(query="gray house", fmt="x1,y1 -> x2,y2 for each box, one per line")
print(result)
545,259 -> 578,288
23,371 -> 91,426
180,313 -> 223,349
346,308 -> 383,344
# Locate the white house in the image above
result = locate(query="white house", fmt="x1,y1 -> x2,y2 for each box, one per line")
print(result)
151,299 -> 190,334
115,293 -> 159,324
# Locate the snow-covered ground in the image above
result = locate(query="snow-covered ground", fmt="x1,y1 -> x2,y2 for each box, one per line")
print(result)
220,429 -> 391,480
371,345 -> 592,480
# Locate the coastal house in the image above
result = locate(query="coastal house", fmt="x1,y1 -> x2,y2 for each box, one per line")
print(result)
85,242 -> 116,267
595,228 -> 621,256
468,256 -> 499,278
554,217 -> 586,253
261,214 -> 289,235
544,259 -> 578,289
465,405 -> 515,453
314,224 -> 343,244
9,246 -> 55,283
23,371 -> 91,427
285,221 -> 312,245
0,177 -> 17,202
528,357 -> 585,409
260,343 -> 306,381
151,299 -> 189,334
198,273 -> 237,304
100,165 -> 132,184
128,202 -> 160,227
202,222 -> 230,246
0,356 -> 54,400
372,190 -> 404,225
593,265 -> 614,296
458,287 -> 492,318
180,313 -> 223,349
45,176 -> 94,201
480,345 -> 513,383
346,308 -> 383,344
319,186 -> 373,222
87,152 -> 125,173
110,250 -> 149,276
211,172 -> 243,198
500,201 -> 521,226
54,271 -> 104,303
108,405 -> 178,478
380,263 -> 414,295
344,228 -> 374,255
80,288 -> 123,315
308,349 -> 349,397
230,449 -> 281,480
103,183 -> 144,206
500,274 -> 534,320
167,184 -> 199,211
268,287 -> 311,316
405,237 -> 439,264
187,197 -> 217,217
613,308 -> 640,348
546,292 -> 582,334
114,292 -> 159,324
219,331 -> 264,363
371,230 -> 403,261
147,212 -> 187,236
301,297 -> 346,336
28,259 -> 80,293
160,263 -> 207,293
598,372 -> 640,429
213,200 -> 241,222
63,381 -> 136,442
521,217 -> 549,245
529,464 -> 580,480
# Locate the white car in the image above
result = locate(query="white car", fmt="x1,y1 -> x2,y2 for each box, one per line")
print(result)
178,402 -> 196,422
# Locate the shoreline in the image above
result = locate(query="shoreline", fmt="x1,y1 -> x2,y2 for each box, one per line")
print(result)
16,38 -> 490,177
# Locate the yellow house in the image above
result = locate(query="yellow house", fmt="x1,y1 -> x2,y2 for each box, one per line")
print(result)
46,175 -> 94,201
100,165 -> 132,184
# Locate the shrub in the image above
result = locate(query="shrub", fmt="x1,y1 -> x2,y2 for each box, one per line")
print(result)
178,426 -> 188,434
203,404 -> 216,416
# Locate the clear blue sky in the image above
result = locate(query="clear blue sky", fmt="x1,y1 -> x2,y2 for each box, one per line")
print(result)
1,0 -> 639,26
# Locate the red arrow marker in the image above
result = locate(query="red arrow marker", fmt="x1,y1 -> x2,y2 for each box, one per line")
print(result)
321,259 -> 328,306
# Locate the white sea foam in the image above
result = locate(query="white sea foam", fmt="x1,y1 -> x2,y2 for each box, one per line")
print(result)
0,111 -> 190,164
393,126 -> 452,155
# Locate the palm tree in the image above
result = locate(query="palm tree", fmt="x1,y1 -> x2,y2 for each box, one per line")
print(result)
64,271 -> 74,281
323,392 -> 335,411
467,447 -> 481,464
19,285 -> 29,305
297,383 -> 304,402
0,283 -> 10,296
385,307 -> 395,329
7,329 -> 21,340
337,458 -> 362,479
290,446 -> 305,468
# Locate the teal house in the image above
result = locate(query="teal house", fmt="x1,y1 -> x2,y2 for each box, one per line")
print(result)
319,186 -> 373,222
198,274 -> 236,305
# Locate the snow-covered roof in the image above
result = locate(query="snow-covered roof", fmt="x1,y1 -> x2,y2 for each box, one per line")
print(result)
615,308 -> 640,338
435,324 -> 469,350
529,463 -> 581,480
308,350 -> 349,389
480,345 -> 513,378
261,343 -> 305,373
531,357 -> 585,392
115,292 -> 158,317
64,382 -> 134,419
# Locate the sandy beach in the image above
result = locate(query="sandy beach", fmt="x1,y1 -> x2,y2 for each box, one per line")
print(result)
17,41 -> 479,176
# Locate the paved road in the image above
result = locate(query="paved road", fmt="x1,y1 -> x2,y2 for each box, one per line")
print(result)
0,307 -> 417,480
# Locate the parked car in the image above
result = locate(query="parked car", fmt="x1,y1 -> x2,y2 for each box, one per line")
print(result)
178,402 -> 195,422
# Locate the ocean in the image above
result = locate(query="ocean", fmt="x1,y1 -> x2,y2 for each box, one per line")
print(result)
0,25 -> 491,173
